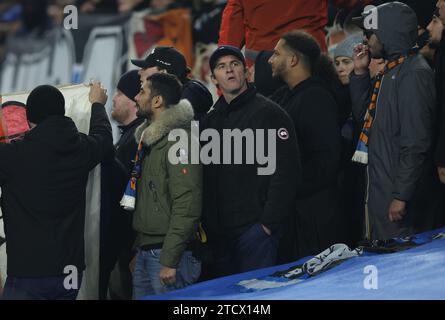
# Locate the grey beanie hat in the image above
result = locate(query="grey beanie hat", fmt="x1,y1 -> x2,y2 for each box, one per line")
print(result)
333,33 -> 363,59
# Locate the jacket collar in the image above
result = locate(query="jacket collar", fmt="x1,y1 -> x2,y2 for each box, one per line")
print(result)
25,115 -> 81,153
118,117 -> 144,135
135,99 -> 194,147
281,76 -> 325,100
291,76 -> 323,92
214,85 -> 257,114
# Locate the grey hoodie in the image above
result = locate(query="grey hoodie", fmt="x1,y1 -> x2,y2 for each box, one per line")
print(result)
372,2 -> 417,59
350,2 -> 443,240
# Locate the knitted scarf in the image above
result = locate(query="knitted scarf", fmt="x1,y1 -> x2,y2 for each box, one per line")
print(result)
352,54 -> 410,164
120,134 -> 147,211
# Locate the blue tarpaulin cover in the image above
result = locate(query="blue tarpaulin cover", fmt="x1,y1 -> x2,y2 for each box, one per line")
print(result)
144,227 -> 445,300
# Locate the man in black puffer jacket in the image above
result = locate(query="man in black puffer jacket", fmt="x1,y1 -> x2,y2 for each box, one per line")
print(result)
201,46 -> 301,278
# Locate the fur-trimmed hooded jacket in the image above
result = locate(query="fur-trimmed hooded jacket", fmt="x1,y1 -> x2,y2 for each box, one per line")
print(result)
132,99 -> 202,268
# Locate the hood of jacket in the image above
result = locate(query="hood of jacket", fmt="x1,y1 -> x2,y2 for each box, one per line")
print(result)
135,99 -> 194,147
182,79 -> 213,118
24,115 -> 82,153
372,2 -> 418,59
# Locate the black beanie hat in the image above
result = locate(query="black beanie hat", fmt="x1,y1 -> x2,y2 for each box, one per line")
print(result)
117,69 -> 142,102
182,80 -> 213,120
26,85 -> 65,124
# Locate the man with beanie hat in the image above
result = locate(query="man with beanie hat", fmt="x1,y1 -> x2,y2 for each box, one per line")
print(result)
132,46 -> 213,121
26,85 -> 66,124
112,70 -> 144,172
0,83 -> 112,300
100,70 -> 144,300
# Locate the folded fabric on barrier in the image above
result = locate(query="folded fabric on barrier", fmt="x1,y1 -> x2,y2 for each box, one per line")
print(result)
357,232 -> 445,253
236,230 -> 445,293
237,244 -> 362,292
144,227 -> 445,300
0,84 -> 101,299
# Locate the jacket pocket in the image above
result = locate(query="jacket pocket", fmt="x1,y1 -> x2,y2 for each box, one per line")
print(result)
140,180 -> 170,235
150,180 -> 172,215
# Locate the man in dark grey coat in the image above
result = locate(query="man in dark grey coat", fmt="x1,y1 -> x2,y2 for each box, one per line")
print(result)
351,2 -> 443,240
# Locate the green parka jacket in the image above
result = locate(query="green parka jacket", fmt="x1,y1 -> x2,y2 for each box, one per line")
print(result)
132,99 -> 202,268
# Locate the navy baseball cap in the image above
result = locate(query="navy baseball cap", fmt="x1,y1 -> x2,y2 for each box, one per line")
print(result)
209,45 -> 246,72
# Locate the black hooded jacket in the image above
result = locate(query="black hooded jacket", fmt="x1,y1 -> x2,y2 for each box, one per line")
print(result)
0,104 -> 112,277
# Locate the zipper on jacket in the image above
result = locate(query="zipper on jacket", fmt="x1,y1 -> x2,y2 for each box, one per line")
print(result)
149,181 -> 169,215
365,165 -> 371,240
364,74 -> 385,240
149,181 -> 159,203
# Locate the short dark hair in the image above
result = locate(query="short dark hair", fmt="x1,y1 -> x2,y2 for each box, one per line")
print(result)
146,73 -> 182,107
281,30 -> 321,72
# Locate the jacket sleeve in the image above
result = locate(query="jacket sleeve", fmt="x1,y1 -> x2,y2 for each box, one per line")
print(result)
435,113 -> 445,166
160,139 -> 203,268
218,0 -> 245,48
258,106 -> 300,233
294,92 -> 342,196
435,94 -> 445,166
0,143 -> 15,185
85,103 -> 114,170
350,71 -> 372,124
435,40 -> 445,166
392,68 -> 436,201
